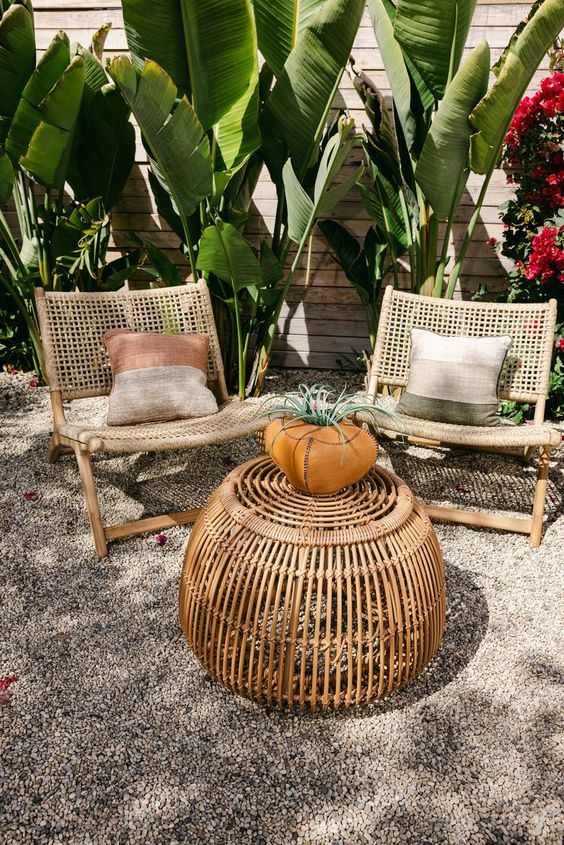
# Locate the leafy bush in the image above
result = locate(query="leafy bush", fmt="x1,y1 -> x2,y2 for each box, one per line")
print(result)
499,69 -> 564,418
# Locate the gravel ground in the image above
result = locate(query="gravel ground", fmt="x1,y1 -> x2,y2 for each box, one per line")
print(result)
1,368 -> 563,845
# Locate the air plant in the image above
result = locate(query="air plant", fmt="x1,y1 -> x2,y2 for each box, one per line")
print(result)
260,383 -> 398,456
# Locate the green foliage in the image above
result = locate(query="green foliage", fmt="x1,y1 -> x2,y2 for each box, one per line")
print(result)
322,0 -> 564,324
0,2 -> 137,377
117,0 -> 365,397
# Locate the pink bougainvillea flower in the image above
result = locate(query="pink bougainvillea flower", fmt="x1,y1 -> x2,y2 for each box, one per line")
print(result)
7,367 -> 19,375
0,675 -> 18,704
23,491 -> 38,502
221,456 -> 236,467
154,533 -> 167,546
556,338 -> 564,351
487,237 -> 498,248
27,379 -> 39,388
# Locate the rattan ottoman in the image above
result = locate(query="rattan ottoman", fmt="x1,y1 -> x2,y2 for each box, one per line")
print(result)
179,456 -> 446,710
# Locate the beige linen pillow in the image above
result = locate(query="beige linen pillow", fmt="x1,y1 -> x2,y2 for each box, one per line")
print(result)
105,330 -> 218,426
396,328 -> 512,426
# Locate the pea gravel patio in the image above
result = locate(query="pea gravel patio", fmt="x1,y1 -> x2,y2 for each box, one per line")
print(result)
1,369 -> 563,845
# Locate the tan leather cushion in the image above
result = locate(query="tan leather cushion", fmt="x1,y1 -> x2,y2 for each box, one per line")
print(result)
104,330 -> 218,426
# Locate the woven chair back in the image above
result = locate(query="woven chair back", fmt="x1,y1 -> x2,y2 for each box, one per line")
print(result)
370,288 -> 557,404
36,280 -> 227,401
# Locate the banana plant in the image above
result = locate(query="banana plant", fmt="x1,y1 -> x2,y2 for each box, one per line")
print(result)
114,0 -> 365,396
325,0 -> 564,310
0,1 -> 136,375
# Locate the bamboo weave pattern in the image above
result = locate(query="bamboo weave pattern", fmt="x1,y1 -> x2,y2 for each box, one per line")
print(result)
373,289 -> 557,403
36,281 -> 225,400
179,457 -> 446,710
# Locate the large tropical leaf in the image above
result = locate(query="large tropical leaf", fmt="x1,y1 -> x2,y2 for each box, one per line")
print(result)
253,0 -> 324,77
121,0 -> 260,175
263,0 -> 364,177
196,220 -> 263,290
393,0 -> 477,100
415,41 -> 490,220
283,115 -> 362,246
0,0 -> 35,143
366,0 -> 415,151
70,46 -> 135,210
0,148 -> 13,204
121,0 -> 191,94
470,0 -> 564,174
108,57 -> 213,228
359,180 -> 408,258
6,33 -> 84,188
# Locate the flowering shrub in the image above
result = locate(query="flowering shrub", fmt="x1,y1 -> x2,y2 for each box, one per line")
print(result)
500,70 -> 564,418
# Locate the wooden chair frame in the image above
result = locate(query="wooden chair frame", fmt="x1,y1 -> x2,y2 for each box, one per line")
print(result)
364,287 -> 559,547
35,281 -> 267,558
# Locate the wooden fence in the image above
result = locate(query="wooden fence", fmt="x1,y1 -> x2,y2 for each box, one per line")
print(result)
32,1 -> 553,367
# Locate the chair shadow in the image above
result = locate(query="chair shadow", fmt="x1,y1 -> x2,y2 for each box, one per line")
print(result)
382,441 -> 563,525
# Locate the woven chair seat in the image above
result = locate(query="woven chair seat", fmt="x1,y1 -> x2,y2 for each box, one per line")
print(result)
355,397 -> 561,449
59,398 -> 269,454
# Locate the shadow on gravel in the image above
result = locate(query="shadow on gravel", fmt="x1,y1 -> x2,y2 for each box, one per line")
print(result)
385,442 -> 563,527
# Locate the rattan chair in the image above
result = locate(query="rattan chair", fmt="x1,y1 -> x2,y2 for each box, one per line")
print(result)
358,287 -> 560,547
35,281 -> 268,558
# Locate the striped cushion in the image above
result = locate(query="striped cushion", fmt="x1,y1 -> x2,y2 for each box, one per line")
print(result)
105,330 -> 218,426
396,329 -> 512,426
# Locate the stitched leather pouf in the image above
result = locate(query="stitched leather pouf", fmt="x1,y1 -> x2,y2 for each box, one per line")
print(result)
179,456 -> 446,710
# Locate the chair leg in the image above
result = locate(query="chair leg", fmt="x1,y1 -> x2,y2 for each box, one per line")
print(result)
530,446 -> 551,548
74,447 -> 108,559
47,433 -> 73,464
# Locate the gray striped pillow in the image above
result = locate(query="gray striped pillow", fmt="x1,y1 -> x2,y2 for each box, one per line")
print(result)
396,328 -> 512,426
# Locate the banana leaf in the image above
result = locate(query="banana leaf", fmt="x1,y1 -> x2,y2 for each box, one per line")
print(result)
0,149 -> 13,204
263,0 -> 364,178
0,0 -> 35,143
70,43 -> 135,210
6,33 -> 84,188
366,0 -> 415,151
196,220 -> 264,291
108,57 -> 213,231
121,0 -> 260,177
253,0 -> 325,77
283,115 -> 363,247
393,0 -> 477,100
470,0 -> 564,174
415,41 -> 490,220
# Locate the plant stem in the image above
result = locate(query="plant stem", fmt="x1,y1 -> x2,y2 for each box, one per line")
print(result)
445,165 -> 496,299
0,209 -> 25,275
398,188 -> 416,290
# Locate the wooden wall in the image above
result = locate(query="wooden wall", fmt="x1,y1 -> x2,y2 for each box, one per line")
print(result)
33,1 -> 553,368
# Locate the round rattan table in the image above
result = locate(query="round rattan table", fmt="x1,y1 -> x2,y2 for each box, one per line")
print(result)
179,456 -> 445,711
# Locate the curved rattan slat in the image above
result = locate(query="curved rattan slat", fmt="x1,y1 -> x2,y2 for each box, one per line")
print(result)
179,456 -> 446,710
354,398 -> 561,448
58,398 -> 269,453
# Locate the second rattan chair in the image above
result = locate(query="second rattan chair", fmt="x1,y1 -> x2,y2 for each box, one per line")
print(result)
357,287 -> 560,547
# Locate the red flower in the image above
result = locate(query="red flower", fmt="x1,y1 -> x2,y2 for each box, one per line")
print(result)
556,338 -> 564,351
27,379 -> 39,388
154,533 -> 167,546
522,226 -> 564,285
487,237 -> 498,248
0,675 -> 18,704
23,491 -> 38,502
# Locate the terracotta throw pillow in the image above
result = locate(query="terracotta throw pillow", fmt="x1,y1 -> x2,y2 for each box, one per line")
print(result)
396,328 -> 512,426
104,330 -> 218,426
